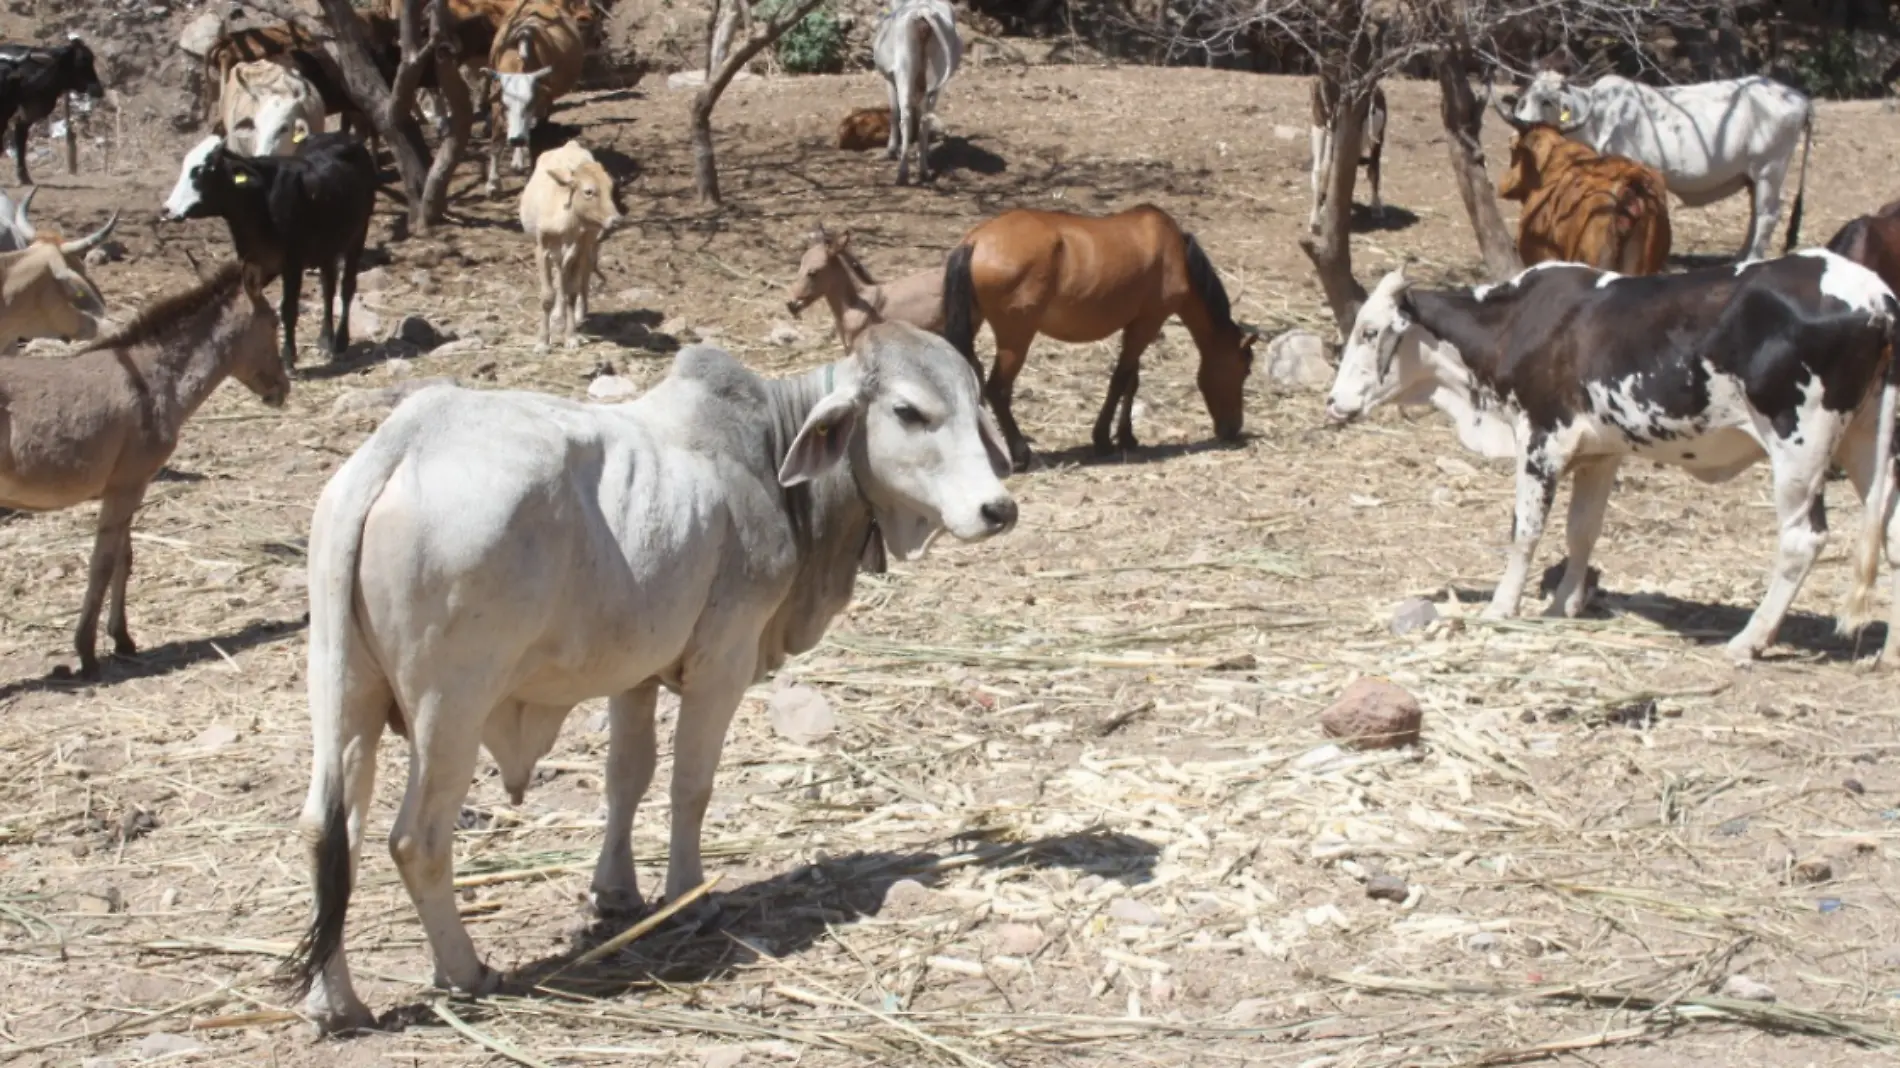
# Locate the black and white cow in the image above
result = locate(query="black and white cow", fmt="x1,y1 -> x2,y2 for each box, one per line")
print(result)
0,36 -> 105,187
1509,71 -> 1813,262
1325,255 -> 1900,665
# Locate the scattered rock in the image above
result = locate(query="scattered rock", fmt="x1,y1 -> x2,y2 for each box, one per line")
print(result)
1715,817 -> 1749,837
1319,678 -> 1423,750
881,878 -> 933,917
1845,778 -> 1866,795
1365,874 -> 1410,903
75,887 -> 122,914
995,923 -> 1043,956
187,723 -> 239,752
768,685 -> 836,745
349,302 -> 382,340
177,11 -> 222,56
431,335 -> 487,358
767,322 -> 800,347
396,315 -> 446,351
1108,896 -> 1164,927
329,376 -> 461,417
1465,932 -> 1501,953
1720,974 -> 1776,1002
1603,698 -> 1658,729
1272,124 -> 1303,141
1263,329 -> 1332,391
661,316 -> 692,337
117,808 -> 158,843
701,1046 -> 747,1068
1434,455 -> 1479,479
355,266 -> 389,292
1788,856 -> 1834,884
159,886 -> 180,909
587,374 -> 640,402
1388,597 -> 1439,637
1227,997 -> 1274,1024
132,1032 -> 205,1059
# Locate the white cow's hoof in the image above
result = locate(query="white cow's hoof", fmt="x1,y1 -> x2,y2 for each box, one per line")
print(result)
304,992 -> 376,1035
589,886 -> 645,919
433,962 -> 502,997
533,340 -> 550,354
1480,604 -> 1514,622
564,336 -> 581,351
1723,636 -> 1764,665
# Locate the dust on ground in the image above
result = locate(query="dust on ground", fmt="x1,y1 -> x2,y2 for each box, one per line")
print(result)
3,65 -> 1900,1067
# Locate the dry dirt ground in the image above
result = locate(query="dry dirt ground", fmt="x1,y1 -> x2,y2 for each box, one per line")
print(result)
4,64 -> 1900,1067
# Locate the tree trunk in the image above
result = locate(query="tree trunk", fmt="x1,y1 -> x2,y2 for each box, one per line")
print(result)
418,22 -> 473,223
316,0 -> 451,229
1435,49 -> 1524,278
1298,74 -> 1370,337
692,0 -> 825,205
707,0 -> 743,78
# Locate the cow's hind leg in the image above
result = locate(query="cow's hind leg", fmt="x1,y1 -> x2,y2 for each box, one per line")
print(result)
316,262 -> 339,356
11,119 -> 28,186
1485,433 -> 1564,620
1548,456 -> 1619,617
390,687 -> 500,996
591,682 -> 658,917
297,618 -> 393,1033
279,261 -> 304,368
881,76 -> 900,160
561,243 -> 587,349
1727,431 -> 1835,661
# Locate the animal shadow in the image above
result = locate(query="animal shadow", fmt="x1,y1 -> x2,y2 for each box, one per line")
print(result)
933,136 -> 1007,178
0,614 -> 308,702
582,309 -> 678,354
478,830 -> 1160,1008
1351,203 -> 1418,233
1035,434 -> 1251,472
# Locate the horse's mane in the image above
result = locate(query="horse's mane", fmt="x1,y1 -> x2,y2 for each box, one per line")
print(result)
836,245 -> 877,286
80,261 -> 248,353
1181,232 -> 1237,332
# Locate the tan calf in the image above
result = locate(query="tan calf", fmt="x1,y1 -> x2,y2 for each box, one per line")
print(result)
519,140 -> 620,350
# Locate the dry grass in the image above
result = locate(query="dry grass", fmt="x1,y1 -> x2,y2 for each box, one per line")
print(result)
2,64 -> 1900,1067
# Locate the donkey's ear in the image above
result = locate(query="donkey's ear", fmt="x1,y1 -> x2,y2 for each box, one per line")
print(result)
779,387 -> 862,487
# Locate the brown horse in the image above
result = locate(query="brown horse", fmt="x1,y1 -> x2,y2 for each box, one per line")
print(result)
942,204 -> 1257,471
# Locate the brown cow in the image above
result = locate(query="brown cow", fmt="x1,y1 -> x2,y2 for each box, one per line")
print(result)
838,107 -> 889,151
1497,122 -> 1672,276
484,0 -> 584,196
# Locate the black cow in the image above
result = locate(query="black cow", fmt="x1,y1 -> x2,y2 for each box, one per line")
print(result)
1324,255 -> 1900,666
159,132 -> 377,368
0,37 -> 106,186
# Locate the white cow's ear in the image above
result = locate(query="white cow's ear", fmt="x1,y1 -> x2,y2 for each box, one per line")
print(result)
779,389 -> 861,487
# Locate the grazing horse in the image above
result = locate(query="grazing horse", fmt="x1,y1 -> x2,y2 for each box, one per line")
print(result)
942,204 -> 1257,471
0,261 -> 287,679
786,224 -> 944,351
872,0 -> 960,184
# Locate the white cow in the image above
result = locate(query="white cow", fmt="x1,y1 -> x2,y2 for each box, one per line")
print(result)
872,0 -> 961,185
221,57 -> 325,157
1509,70 -> 1813,261
284,324 -> 1019,1033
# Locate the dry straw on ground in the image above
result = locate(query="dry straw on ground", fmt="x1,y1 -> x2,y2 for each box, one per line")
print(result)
2,68 -> 1900,1068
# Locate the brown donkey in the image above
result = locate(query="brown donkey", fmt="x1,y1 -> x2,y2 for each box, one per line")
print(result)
786,225 -> 945,352
942,204 -> 1257,471
0,261 -> 288,679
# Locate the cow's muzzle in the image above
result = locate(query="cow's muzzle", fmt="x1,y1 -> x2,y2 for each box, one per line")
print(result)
1324,402 -> 1360,426
978,497 -> 1018,535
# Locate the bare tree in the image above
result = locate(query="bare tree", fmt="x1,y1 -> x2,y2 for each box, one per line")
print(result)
1157,0 -> 1723,335
691,0 -> 825,205
299,0 -> 473,231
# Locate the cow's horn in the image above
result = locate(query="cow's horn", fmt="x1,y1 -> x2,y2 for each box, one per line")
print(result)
1492,92 -> 1529,132
13,185 -> 37,241
62,210 -> 119,256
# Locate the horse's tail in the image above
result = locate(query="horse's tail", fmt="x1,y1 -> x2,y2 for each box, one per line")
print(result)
1182,232 -> 1235,332
1784,107 -> 1814,254
1840,305 -> 1900,636
943,242 -> 977,361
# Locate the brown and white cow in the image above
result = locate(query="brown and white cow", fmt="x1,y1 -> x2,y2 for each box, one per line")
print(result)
482,0 -> 584,196
221,57 -> 326,157
1308,78 -> 1385,234
0,190 -> 118,348
1326,255 -> 1900,666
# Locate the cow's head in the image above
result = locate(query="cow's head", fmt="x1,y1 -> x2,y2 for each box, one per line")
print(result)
787,225 -> 851,317
1325,267 -> 1439,424
161,136 -> 259,222
1496,125 -> 1573,201
0,209 -> 119,349
778,322 -> 1017,560
59,37 -> 104,99
1509,70 -> 1587,131
549,156 -> 621,234
486,64 -> 553,166
229,61 -> 319,157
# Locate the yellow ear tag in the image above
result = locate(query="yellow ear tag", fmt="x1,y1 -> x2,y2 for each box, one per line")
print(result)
232,172 -> 250,185
815,421 -> 830,436
1560,108 -> 1572,122
292,130 -> 306,144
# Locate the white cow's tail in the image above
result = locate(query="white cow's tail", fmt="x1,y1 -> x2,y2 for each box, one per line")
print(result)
1783,108 -> 1814,254
279,418 -> 415,999
1840,311 -> 1900,636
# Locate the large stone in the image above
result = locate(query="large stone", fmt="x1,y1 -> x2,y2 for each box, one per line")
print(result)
1265,330 -> 1333,392
768,685 -> 836,745
397,315 -> 446,350
178,12 -> 222,57
587,374 -> 640,402
1319,678 -> 1423,750
1389,597 -> 1439,637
